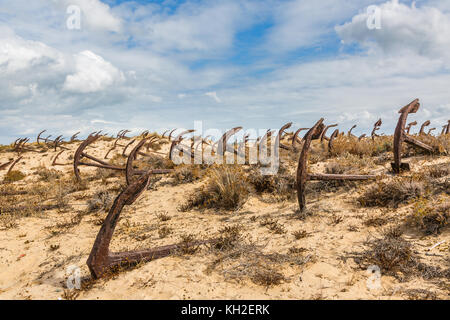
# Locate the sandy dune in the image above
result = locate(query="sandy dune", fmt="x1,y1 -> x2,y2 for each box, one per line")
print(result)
0,136 -> 448,300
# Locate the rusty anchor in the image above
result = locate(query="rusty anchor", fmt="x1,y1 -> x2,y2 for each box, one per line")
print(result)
328,129 -> 340,153
419,120 -> 431,135
319,124 -> 338,142
86,171 -> 216,279
348,125 -> 357,137
406,121 -> 417,134
371,119 -> 382,139
391,99 -> 434,174
296,119 -> 376,211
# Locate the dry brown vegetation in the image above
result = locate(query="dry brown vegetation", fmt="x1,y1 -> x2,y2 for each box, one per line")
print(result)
180,165 -> 250,211
0,132 -> 449,300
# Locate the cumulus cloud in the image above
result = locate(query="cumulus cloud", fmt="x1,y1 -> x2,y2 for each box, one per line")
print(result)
0,28 -> 65,74
63,50 -> 125,93
59,0 -> 122,32
336,0 -> 450,59
121,0 -> 266,55
0,0 -> 449,144
266,0 -> 376,52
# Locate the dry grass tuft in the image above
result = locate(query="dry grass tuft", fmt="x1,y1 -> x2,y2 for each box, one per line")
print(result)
178,234 -> 200,255
213,224 -> 243,251
364,215 -> 392,227
292,229 -> 310,240
426,163 -> 450,178
3,170 -> 26,183
330,136 -> 392,158
34,166 -> 61,181
86,190 -> 114,213
207,239 -> 311,288
412,134 -> 449,155
180,166 -> 250,211
156,211 -> 171,222
358,177 -> 426,208
144,154 -> 174,170
353,231 -> 415,278
170,165 -> 202,185
259,217 -> 286,234
93,168 -> 120,183
158,226 -> 172,239
0,214 -> 18,230
246,165 -> 295,201
352,228 -> 450,281
409,196 -> 450,235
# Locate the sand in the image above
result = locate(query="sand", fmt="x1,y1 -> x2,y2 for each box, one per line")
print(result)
0,136 -> 448,300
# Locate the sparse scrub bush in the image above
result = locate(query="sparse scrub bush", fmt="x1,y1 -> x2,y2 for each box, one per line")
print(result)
0,214 -> 18,230
364,215 -> 391,227
259,217 -> 286,234
330,136 -> 392,158
412,134 -> 449,155
147,136 -> 165,151
180,166 -> 250,211
63,175 -> 89,193
356,231 -> 414,276
292,229 -> 309,240
34,166 -> 61,181
3,170 -> 26,183
207,239 -> 310,288
352,229 -> 450,281
54,184 -> 70,211
86,190 -> 114,213
145,154 -> 174,169
109,153 -> 127,167
213,224 -> 243,251
409,196 -> 449,235
246,165 -> 295,201
178,234 -> 199,255
158,226 -> 172,239
170,165 -> 202,185
93,168 -> 120,183
358,178 -> 426,208
156,211 -> 171,221
425,163 -> 450,179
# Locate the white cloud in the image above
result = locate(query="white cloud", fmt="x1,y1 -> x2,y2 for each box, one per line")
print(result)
90,119 -> 117,125
205,91 -> 222,103
0,28 -> 65,74
336,0 -> 450,59
266,0 -> 376,52
59,0 -> 122,32
63,50 -> 125,93
125,1 -> 262,55
144,94 -> 163,103
0,0 -> 449,144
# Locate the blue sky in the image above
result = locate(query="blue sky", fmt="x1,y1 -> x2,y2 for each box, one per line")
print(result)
0,0 -> 449,143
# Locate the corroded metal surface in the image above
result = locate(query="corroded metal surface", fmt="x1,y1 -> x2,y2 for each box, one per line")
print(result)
419,120 -> 431,135
328,129 -> 339,153
348,125 -> 357,137
371,119 -> 382,139
391,99 -> 430,173
87,171 -> 215,279
406,121 -> 417,134
296,119 -> 324,212
296,119 -> 375,211
319,124 -> 337,142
